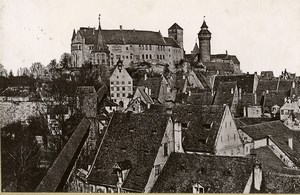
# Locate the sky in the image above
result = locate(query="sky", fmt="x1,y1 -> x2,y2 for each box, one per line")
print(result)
0,0 -> 300,76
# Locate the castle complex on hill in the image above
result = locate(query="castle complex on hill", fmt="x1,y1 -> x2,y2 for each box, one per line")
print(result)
70,15 -> 241,74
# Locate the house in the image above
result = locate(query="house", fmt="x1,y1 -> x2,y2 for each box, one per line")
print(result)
109,60 -> 133,108
172,104 -> 244,156
137,74 -> 172,104
212,81 -> 239,116
76,86 -> 98,118
238,120 -> 300,169
151,152 -> 262,193
67,112 -> 178,193
125,86 -> 154,113
238,93 -> 262,118
283,112 -> 300,130
103,98 -> 119,113
280,98 -> 300,120
213,73 -> 258,94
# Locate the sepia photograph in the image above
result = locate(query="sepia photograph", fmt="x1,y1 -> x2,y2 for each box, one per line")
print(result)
0,0 -> 300,193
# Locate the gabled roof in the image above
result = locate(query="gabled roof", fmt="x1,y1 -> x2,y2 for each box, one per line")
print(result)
151,152 -> 254,193
203,62 -> 234,73
213,81 -> 237,107
256,79 -> 293,96
168,23 -> 183,30
255,147 -> 300,193
87,112 -> 170,192
136,86 -> 154,104
213,74 -> 256,94
193,70 -> 211,89
77,28 -> 180,48
137,76 -> 163,100
239,120 -> 300,166
172,105 -> 225,153
211,54 -> 240,65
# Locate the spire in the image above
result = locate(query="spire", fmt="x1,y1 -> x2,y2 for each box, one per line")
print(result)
201,16 -> 208,29
72,29 -> 76,40
98,14 -> 101,30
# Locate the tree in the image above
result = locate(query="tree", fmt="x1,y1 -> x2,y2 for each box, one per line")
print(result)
0,63 -> 8,77
1,120 -> 47,192
59,53 -> 71,68
30,62 -> 46,79
8,69 -> 13,78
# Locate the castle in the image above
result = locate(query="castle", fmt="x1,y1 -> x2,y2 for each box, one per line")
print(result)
71,15 -> 184,70
71,16 -> 240,75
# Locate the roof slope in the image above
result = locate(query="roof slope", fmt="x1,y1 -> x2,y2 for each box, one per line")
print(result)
172,105 -> 225,153
168,23 -> 183,30
256,79 -> 293,96
213,74 -> 255,93
137,76 -> 162,100
211,54 -> 240,65
77,28 -> 180,48
213,81 -> 237,106
151,152 -> 253,193
87,112 -> 170,192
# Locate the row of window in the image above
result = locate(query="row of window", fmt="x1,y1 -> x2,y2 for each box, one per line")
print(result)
111,86 -> 132,91
111,93 -> 131,98
220,133 -> 237,142
72,45 -> 82,50
141,54 -> 165,60
111,81 -> 131,85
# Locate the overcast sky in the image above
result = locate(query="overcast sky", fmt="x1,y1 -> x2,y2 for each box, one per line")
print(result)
0,0 -> 300,76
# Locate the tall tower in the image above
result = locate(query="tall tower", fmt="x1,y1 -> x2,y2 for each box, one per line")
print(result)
198,17 -> 211,62
168,23 -> 184,49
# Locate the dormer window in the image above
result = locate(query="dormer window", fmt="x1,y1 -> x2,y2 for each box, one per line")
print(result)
181,123 -> 188,128
193,183 -> 204,193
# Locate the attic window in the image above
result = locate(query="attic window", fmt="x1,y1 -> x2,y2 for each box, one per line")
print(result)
182,123 -> 188,128
193,183 -> 204,193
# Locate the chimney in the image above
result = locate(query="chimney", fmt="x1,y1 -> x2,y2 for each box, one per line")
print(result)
288,137 -> 293,150
188,90 -> 191,96
174,122 -> 183,152
183,74 -> 186,79
254,93 -> 257,105
120,25 -> 123,30
148,88 -> 151,96
144,74 -> 148,80
253,159 -> 262,191
226,50 -> 228,57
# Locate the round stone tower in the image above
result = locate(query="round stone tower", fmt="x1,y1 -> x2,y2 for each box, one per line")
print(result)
198,18 -> 211,62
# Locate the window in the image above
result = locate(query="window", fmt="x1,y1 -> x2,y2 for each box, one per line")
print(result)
182,123 -> 188,128
122,87 -> 125,91
128,81 -> 131,84
149,45 -> 152,50
193,183 -> 204,193
117,87 -> 120,91
154,165 -> 160,176
123,93 -> 126,97
150,55 -> 152,59
111,93 -> 114,97
142,54 -> 144,59
146,54 -> 148,59
111,87 -> 114,91
116,81 -> 119,84
234,134 -> 236,140
164,143 -> 168,157
79,45 -> 82,50
117,93 -> 120,97
126,47 -> 129,50
157,55 -> 159,59
228,134 -> 230,141
128,86 -> 131,91
111,81 -> 114,85
122,81 -> 125,85
126,56 -> 129,59
229,121 -> 231,127
146,45 -> 148,50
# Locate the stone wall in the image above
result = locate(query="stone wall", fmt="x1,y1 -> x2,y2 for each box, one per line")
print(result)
0,101 -> 47,129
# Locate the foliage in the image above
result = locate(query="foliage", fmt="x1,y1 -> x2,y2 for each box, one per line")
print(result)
59,53 -> 71,68
1,120 -> 47,192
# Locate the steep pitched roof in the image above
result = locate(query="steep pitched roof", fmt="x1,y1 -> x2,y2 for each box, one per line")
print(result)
193,70 -> 211,89
211,54 -> 240,65
256,79 -> 293,96
137,76 -> 163,100
87,112 -> 170,192
164,37 -> 181,48
168,23 -> 183,30
136,86 -> 154,104
255,147 -> 300,193
77,28 -> 180,48
203,62 -> 234,73
213,81 -> 237,106
151,152 -> 254,193
191,42 -> 199,54
262,90 -> 287,107
172,105 -> 225,153
240,121 -> 300,166
213,74 -> 256,94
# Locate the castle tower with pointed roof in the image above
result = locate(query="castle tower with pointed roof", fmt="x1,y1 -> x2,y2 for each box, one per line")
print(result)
168,23 -> 184,50
198,18 -> 211,62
